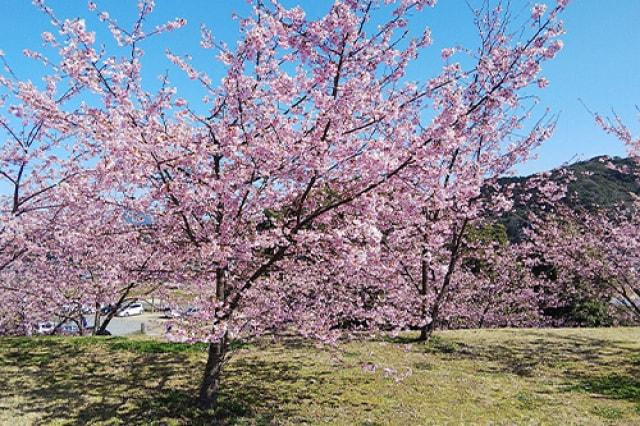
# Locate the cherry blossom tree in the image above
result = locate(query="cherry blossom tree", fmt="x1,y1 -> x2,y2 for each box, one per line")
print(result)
0,2 -> 170,335
596,108 -> 640,157
519,98 -> 640,327
0,42 -> 85,333
0,0 -> 570,409
525,203 -> 640,325
440,225 -> 547,329
528,104 -> 640,324
329,0 -> 569,341
492,100 -> 640,329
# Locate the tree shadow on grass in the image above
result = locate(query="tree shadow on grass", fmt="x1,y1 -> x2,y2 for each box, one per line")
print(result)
406,329 -> 640,405
568,374 -> 640,403
389,331 -> 633,373
215,355 -> 335,423
4,331 -> 639,423
0,337 -> 202,424
0,337 -> 333,425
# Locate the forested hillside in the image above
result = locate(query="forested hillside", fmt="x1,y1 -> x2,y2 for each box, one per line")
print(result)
499,156 -> 640,241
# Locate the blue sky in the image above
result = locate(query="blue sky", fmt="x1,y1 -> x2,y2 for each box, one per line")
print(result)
0,0 -> 638,176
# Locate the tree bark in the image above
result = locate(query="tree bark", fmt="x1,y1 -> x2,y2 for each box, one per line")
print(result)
75,316 -> 84,336
424,250 -> 459,341
96,306 -> 118,335
95,283 -> 136,335
93,302 -> 101,334
419,320 -> 435,341
478,302 -> 491,329
197,267 -> 227,409
417,251 -> 430,342
198,332 -> 228,409
418,220 -> 468,343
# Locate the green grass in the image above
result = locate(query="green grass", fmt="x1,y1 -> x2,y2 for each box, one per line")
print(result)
106,338 -> 209,354
592,406 -> 624,420
1,328 -> 640,425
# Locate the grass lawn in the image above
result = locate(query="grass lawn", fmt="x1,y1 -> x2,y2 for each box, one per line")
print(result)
1,328 -> 639,425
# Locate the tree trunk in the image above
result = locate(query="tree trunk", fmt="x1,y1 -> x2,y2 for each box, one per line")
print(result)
419,320 -> 435,341
424,257 -> 457,342
93,302 -> 101,334
96,283 -> 136,335
478,302 -> 491,329
198,267 -> 228,409
417,253 -> 430,342
418,220 -> 468,343
198,332 -> 228,409
96,308 -> 117,335
76,316 -> 84,336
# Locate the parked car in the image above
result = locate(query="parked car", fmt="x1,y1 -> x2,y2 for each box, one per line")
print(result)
162,307 -> 182,319
81,305 -> 95,314
59,322 -> 80,335
183,306 -> 199,317
100,304 -> 115,315
117,303 -> 144,317
36,321 -> 55,335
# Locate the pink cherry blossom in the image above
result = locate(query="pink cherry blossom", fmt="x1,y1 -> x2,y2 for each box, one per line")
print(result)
531,3 -> 547,20
0,0 -> 570,409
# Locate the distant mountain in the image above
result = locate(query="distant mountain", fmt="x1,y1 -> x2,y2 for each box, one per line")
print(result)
497,156 -> 640,241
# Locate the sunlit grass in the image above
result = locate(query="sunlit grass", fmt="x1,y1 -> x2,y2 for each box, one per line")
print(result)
1,327 -> 639,425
